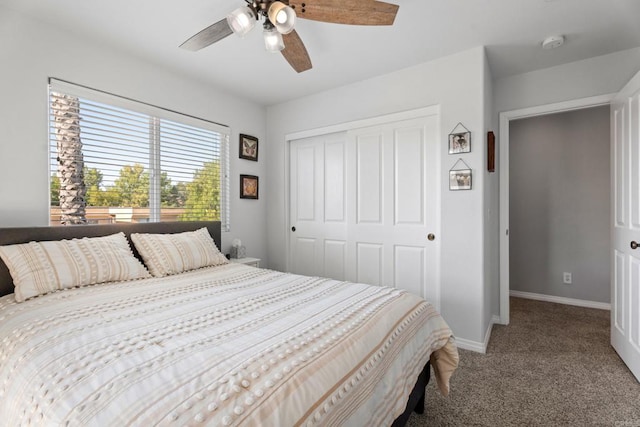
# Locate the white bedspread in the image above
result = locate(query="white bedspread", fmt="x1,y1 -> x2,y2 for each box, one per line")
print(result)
0,263 -> 457,426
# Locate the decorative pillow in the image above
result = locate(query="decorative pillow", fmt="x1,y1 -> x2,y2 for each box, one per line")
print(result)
0,232 -> 150,302
130,227 -> 227,277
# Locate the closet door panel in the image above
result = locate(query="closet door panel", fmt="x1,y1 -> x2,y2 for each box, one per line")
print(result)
289,112 -> 439,306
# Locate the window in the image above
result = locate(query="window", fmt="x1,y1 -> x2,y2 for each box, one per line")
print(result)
48,79 -> 230,230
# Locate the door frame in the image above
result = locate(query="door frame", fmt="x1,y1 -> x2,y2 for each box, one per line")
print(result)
283,105 -> 441,298
499,93 -> 615,325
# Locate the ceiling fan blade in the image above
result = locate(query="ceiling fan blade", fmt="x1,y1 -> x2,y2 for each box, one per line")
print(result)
281,30 -> 312,73
180,18 -> 233,51
288,0 -> 399,26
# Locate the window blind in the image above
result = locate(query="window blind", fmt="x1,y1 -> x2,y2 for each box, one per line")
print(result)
48,79 -> 230,231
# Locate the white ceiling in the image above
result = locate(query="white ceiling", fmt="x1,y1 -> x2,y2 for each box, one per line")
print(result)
3,0 -> 640,106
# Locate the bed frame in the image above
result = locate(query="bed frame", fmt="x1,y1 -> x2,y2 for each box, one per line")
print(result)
0,220 -> 429,425
392,363 -> 430,426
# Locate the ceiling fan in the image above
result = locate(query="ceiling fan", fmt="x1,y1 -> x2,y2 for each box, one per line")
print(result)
180,0 -> 400,73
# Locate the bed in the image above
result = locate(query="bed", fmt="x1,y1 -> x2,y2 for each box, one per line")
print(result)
0,221 -> 458,426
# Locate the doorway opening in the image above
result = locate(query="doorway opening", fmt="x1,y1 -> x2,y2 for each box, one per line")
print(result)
499,94 -> 615,324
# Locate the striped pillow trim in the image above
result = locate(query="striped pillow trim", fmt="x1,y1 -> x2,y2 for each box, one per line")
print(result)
0,232 -> 150,302
130,227 -> 228,277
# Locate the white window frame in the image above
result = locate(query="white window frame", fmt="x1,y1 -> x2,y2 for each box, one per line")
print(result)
48,78 -> 230,231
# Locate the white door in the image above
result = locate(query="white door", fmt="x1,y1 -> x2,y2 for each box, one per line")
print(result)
611,69 -> 640,382
289,132 -> 348,279
289,114 -> 439,304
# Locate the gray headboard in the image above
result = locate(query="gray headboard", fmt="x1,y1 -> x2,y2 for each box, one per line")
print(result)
0,221 -> 222,297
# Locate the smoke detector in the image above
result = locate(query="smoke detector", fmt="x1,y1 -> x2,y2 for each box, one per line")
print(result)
541,35 -> 564,49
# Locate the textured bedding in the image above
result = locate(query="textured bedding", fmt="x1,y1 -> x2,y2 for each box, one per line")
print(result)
0,263 -> 457,426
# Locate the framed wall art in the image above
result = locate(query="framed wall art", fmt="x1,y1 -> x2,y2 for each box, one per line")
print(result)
239,134 -> 258,161
449,158 -> 472,191
448,123 -> 471,154
449,169 -> 472,190
240,174 -> 259,199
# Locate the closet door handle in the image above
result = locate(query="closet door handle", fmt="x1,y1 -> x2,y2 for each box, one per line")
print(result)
632,241 -> 639,250
291,226 -> 296,232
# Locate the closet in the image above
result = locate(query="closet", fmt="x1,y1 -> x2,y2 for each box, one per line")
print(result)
288,113 -> 440,303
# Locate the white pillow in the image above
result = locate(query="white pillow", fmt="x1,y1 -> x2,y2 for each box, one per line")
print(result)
130,227 -> 228,277
0,232 -> 150,302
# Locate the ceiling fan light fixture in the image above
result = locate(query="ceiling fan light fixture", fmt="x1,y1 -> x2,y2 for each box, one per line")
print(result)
181,0 -> 400,73
263,23 -> 285,53
226,6 -> 257,37
268,1 -> 296,34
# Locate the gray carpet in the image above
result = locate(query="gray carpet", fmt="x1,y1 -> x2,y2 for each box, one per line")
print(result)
407,297 -> 640,426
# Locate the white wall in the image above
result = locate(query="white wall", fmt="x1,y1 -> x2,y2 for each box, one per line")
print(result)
495,47 -> 640,114
266,47 -> 491,347
0,6 -> 268,261
483,51 -> 500,330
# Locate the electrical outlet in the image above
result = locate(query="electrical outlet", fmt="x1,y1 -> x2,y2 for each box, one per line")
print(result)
563,272 -> 572,284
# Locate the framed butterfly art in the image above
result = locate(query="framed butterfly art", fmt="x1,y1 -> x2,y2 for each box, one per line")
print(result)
240,175 -> 259,199
239,134 -> 259,161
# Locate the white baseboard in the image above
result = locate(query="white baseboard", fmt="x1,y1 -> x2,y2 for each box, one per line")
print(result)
455,315 -> 501,354
455,337 -> 486,353
509,290 -> 610,311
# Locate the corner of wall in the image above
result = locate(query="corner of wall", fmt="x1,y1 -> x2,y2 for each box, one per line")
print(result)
481,47 -> 500,341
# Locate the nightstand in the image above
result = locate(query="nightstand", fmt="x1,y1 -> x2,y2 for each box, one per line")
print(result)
229,257 -> 261,268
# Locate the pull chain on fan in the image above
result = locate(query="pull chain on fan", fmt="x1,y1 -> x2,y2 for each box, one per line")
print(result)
179,0 -> 399,73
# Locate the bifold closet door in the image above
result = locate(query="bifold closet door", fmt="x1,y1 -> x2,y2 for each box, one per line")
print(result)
289,114 -> 439,303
